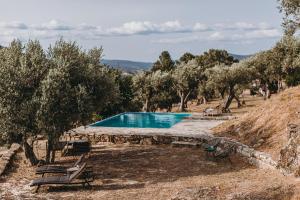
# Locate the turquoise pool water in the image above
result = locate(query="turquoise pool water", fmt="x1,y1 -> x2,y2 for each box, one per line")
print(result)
91,112 -> 191,128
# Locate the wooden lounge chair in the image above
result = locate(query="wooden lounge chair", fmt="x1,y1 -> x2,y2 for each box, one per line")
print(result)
62,140 -> 91,157
31,163 -> 94,193
36,154 -> 85,176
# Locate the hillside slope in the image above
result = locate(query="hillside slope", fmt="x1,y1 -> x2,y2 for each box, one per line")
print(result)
102,59 -> 152,73
213,86 -> 300,160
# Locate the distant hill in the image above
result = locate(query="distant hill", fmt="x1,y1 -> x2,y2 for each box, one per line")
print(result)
102,59 -> 152,73
230,54 -> 252,61
102,54 -> 252,73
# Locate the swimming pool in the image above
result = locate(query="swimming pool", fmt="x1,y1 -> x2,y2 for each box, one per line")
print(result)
91,112 -> 191,128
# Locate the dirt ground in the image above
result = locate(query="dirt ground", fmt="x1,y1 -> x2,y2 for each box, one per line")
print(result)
1,144 -> 300,200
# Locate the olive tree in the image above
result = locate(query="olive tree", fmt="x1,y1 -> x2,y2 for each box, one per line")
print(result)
151,51 -> 175,72
133,72 -> 154,112
177,52 -> 195,64
173,60 -> 200,112
206,62 -> 254,112
100,69 -> 142,117
195,49 -> 238,69
0,39 -> 119,164
278,0 -> 300,34
150,70 -> 177,111
38,39 -> 118,163
0,40 -> 48,164
280,36 -> 300,86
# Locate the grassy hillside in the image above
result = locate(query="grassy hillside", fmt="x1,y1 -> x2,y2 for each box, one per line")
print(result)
213,86 -> 300,160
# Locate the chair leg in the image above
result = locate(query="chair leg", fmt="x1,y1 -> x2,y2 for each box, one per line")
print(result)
35,186 -> 40,193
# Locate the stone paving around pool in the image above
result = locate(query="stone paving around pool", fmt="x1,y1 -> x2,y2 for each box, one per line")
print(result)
73,113 -> 226,139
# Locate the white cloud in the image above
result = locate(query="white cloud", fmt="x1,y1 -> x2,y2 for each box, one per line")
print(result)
208,32 -> 225,40
213,22 -> 273,31
77,23 -> 98,31
0,21 -> 28,29
0,20 -> 282,45
193,23 -> 210,31
105,20 -> 188,36
31,20 -> 73,31
154,29 -> 282,44
244,29 -> 281,39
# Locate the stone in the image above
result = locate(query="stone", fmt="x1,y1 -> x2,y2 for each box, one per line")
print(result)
278,124 -> 300,176
171,141 -> 199,148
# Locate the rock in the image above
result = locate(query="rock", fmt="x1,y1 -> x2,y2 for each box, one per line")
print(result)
171,141 -> 199,148
278,124 -> 300,176
140,137 -> 153,145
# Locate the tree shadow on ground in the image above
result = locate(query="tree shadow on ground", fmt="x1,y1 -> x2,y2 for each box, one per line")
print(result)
31,144 -> 251,193
88,145 -> 249,184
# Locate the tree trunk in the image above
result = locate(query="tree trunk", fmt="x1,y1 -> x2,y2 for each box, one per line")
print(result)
51,150 -> 56,163
45,138 -> 52,163
179,92 -> 185,112
183,91 -> 191,109
266,84 -> 271,99
234,95 -> 242,108
220,88 -> 226,99
203,96 -> 207,104
277,78 -> 281,93
263,83 -> 271,100
222,87 -> 235,113
23,140 -> 39,166
51,136 -> 60,163
143,98 -> 150,112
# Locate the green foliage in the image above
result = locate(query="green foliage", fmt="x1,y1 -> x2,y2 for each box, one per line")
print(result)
278,0 -> 300,34
206,63 -> 254,93
37,40 -> 118,154
173,60 -> 201,111
100,69 -> 142,117
0,39 -> 119,163
133,70 -> 177,111
0,40 -> 48,143
150,70 -> 177,111
249,36 -> 300,88
151,51 -> 175,72
195,49 -> 238,69
206,62 -> 255,111
177,52 -> 195,64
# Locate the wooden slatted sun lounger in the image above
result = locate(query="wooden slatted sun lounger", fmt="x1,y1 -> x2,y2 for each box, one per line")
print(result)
31,163 -> 94,193
35,154 -> 85,176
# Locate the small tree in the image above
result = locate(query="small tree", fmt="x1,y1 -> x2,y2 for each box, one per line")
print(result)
150,70 -> 177,111
151,51 -> 175,72
280,36 -> 300,86
177,52 -> 195,64
100,69 -> 142,117
206,62 -> 254,112
195,49 -> 238,69
133,72 -> 154,112
173,60 -> 200,111
0,40 -> 48,165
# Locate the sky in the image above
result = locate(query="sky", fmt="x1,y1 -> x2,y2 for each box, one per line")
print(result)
0,0 -> 283,61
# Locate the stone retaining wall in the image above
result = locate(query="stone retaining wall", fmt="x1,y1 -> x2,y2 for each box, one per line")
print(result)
0,143 -> 21,176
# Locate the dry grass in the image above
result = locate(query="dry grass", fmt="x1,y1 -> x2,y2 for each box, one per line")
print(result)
213,86 -> 300,160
